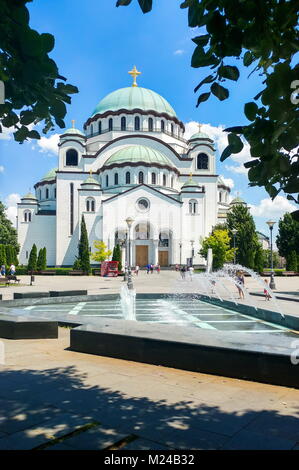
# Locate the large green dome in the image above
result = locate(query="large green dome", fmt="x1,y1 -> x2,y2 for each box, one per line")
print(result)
92,87 -> 177,118
41,168 -> 57,182
105,145 -> 174,167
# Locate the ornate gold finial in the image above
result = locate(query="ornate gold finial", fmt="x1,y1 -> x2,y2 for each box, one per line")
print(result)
128,66 -> 141,87
89,169 -> 92,176
71,119 -> 75,128
198,123 -> 202,132
189,172 -> 193,180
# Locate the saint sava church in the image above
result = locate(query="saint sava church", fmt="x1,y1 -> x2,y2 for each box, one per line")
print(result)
17,67 -> 241,268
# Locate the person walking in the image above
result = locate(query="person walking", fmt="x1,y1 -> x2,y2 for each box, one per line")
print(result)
0,265 -> 5,277
188,265 -> 194,281
9,264 -> 16,276
175,264 -> 179,272
150,264 -> 154,274
146,264 -> 151,274
156,264 -> 161,274
180,266 -> 186,280
236,270 -> 245,299
135,265 -> 139,276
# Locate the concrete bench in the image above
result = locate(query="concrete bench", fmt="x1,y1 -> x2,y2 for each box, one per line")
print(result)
0,314 -> 58,339
4,276 -> 21,286
68,271 -> 84,276
13,292 -> 50,299
49,290 -> 88,297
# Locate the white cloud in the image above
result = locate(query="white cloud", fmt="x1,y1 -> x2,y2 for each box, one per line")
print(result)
0,166 -> 4,173
0,126 -> 14,140
249,196 -> 296,219
184,121 -> 250,175
4,193 -> 21,227
37,133 -> 60,155
225,164 -> 248,175
219,175 -> 234,189
174,49 -> 185,55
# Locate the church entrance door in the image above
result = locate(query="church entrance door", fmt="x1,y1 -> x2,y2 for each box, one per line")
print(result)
158,251 -> 169,267
136,245 -> 148,267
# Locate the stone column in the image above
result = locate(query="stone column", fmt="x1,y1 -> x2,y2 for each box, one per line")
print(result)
153,239 -> 159,265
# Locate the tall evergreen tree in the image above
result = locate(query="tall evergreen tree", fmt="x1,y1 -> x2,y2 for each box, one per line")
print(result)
37,248 -> 43,271
0,202 -> 19,252
27,244 -> 37,272
0,245 -> 6,266
254,243 -> 265,274
276,213 -> 299,260
78,216 -> 91,274
42,247 -> 47,270
286,250 -> 297,272
5,245 -> 12,265
227,204 -> 259,269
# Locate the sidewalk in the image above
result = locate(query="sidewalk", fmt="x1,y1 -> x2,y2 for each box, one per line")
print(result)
0,328 -> 298,450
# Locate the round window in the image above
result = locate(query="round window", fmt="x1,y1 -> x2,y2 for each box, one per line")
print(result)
137,198 -> 150,212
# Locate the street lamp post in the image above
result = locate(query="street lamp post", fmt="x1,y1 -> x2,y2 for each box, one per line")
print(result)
266,220 -> 276,290
126,216 -> 134,290
231,229 -> 237,264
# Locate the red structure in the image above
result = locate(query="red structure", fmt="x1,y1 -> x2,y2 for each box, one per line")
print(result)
101,261 -> 119,277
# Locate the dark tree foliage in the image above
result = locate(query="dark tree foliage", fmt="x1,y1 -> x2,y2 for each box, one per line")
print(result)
27,243 -> 37,272
276,212 -> 299,260
0,244 -> 6,266
36,247 -> 46,271
78,215 -> 91,274
226,204 -> 259,269
254,243 -> 265,274
117,0 -> 299,216
286,250 -> 297,271
0,201 -> 19,251
0,0 -> 78,143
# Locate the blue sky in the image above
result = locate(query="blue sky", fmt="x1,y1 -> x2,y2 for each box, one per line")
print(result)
0,0 -> 296,241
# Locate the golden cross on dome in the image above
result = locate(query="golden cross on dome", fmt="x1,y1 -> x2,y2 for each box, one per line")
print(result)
128,66 -> 141,87
189,172 -> 193,179
198,123 -> 202,131
89,169 -> 92,176
71,119 -> 75,128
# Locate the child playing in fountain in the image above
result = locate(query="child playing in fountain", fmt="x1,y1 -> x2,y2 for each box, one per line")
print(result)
264,279 -> 271,301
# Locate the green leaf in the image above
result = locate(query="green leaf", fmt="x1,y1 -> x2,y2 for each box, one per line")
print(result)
243,51 -> 255,66
224,126 -> 244,133
27,130 -> 40,140
220,145 -> 233,162
290,210 -> 299,222
20,110 -> 36,125
116,0 -> 133,6
192,35 -> 209,46
194,75 -> 214,93
50,100 -> 66,119
40,33 -> 55,53
137,0 -> 152,13
218,65 -> 240,81
244,159 -> 259,168
196,92 -> 211,107
211,82 -> 229,101
244,102 -> 258,121
228,133 -> 244,153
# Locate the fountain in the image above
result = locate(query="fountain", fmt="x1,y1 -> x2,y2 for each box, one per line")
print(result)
120,284 -> 136,321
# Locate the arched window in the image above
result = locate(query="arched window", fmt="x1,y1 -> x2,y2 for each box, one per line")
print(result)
163,174 -> 166,186
66,149 -> 78,166
38,189 -> 41,199
148,118 -> 153,131
121,117 -> 126,131
161,120 -> 165,132
171,123 -> 174,135
86,198 -> 95,212
90,125 -> 94,137
126,171 -> 130,184
108,118 -> 113,131
135,222 -> 150,240
106,175 -> 109,187
151,172 -> 156,184
46,188 -> 49,199
98,121 -> 102,134
189,199 -> 198,214
134,116 -> 140,131
138,171 -> 144,184
197,153 -> 209,170
24,210 -> 31,222
114,173 -> 118,185
159,231 -> 170,247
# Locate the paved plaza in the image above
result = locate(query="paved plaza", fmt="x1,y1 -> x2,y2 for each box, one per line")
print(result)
0,271 -> 298,450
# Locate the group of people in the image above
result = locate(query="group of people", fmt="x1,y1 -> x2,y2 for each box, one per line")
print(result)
145,264 -> 161,274
0,264 -> 15,277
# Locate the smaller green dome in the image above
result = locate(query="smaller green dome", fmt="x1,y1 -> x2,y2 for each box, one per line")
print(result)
41,168 -> 57,182
61,127 -> 85,137
105,145 -> 174,167
189,131 -> 210,140
182,176 -> 200,188
230,196 -> 246,205
82,175 -> 100,186
22,192 -> 37,200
